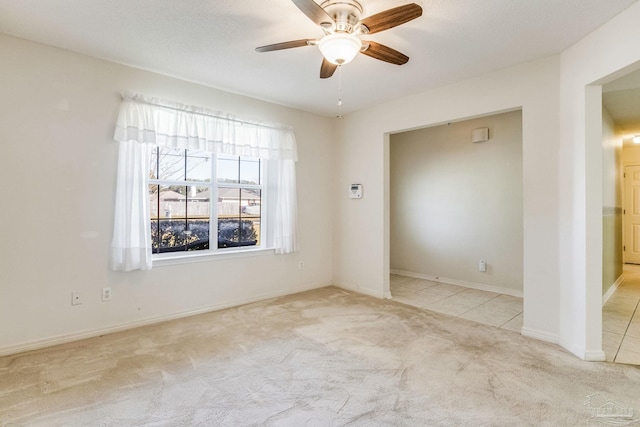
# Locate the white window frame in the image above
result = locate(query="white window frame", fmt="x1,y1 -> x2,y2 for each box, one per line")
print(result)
149,147 -> 270,264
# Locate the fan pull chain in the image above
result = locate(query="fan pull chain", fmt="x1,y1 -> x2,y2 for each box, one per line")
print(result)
337,65 -> 343,119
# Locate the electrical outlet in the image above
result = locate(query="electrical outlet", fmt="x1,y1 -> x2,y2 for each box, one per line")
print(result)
102,287 -> 112,302
72,291 -> 82,305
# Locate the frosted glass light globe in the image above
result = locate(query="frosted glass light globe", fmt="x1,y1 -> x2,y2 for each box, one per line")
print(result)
318,33 -> 362,65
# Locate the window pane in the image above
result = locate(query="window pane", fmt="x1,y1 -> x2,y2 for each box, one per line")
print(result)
154,185 -> 185,252
217,187 -> 260,248
217,219 -> 258,248
150,183 -> 160,253
157,219 -> 187,252
150,185 -> 212,253
186,219 -> 209,251
217,155 -> 239,184
186,186 -> 210,250
159,185 -> 186,219
149,184 -> 159,219
186,151 -> 211,182
240,188 -> 261,219
218,219 -> 239,248
187,186 -> 210,219
158,147 -> 186,181
240,157 -> 260,185
241,188 -> 261,246
218,187 -> 240,218
151,220 -> 159,252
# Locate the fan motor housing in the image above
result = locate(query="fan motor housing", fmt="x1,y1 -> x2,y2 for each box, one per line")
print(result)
320,0 -> 363,33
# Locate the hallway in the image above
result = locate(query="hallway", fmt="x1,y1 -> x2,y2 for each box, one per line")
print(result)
603,265 -> 640,364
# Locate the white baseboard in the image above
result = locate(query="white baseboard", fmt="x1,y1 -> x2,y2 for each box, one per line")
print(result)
559,339 -> 607,362
602,274 -> 624,306
584,350 -> 606,362
521,327 -> 560,345
390,269 -> 523,298
335,282 -> 385,299
0,282 -> 330,358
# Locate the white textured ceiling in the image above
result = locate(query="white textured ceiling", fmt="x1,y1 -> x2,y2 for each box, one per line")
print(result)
0,0 -> 638,117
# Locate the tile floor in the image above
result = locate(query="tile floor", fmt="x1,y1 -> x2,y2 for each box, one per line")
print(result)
602,265 -> 640,365
390,274 -> 523,332
391,269 -> 640,365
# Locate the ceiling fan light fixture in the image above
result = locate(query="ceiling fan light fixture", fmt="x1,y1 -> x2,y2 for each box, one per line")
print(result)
318,32 -> 362,65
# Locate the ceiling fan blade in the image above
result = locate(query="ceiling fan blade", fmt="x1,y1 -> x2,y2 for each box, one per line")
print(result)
320,58 -> 338,79
360,41 -> 409,65
292,0 -> 335,26
360,3 -> 422,34
255,39 -> 314,52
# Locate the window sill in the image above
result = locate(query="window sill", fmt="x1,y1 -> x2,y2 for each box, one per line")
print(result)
152,247 -> 276,268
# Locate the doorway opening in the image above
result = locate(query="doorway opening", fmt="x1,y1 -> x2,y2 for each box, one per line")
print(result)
388,110 -> 524,331
601,69 -> 640,364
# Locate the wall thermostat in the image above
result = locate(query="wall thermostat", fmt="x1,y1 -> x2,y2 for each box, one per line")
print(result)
349,184 -> 363,199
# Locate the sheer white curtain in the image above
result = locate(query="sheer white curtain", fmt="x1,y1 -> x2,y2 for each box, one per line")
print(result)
111,140 -> 153,271
272,159 -> 298,254
111,93 -> 298,271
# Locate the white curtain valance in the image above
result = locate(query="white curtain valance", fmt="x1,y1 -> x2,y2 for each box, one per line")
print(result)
113,92 -> 298,161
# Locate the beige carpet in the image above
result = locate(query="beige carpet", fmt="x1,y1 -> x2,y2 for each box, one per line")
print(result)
1,286 -> 639,426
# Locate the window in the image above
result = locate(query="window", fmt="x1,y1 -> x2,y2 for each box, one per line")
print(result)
111,93 -> 297,272
149,147 -> 263,255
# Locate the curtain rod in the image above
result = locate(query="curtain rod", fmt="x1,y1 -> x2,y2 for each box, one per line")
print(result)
121,92 -> 292,131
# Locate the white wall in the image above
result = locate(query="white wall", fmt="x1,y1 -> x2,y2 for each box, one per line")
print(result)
390,111 -> 523,294
334,56 -> 561,343
0,34 -> 335,355
602,108 -> 623,209
558,1 -> 640,360
601,107 -> 623,296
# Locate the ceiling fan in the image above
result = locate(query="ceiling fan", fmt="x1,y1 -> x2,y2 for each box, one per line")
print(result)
255,0 -> 422,79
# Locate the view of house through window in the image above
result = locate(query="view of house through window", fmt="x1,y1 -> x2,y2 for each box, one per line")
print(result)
149,147 -> 262,254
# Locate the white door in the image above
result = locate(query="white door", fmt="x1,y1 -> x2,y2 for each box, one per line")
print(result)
624,165 -> 640,264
